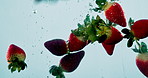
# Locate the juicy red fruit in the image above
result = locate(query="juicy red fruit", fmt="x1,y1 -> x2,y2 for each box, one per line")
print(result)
136,53 -> 148,77
103,26 -> 123,45
68,33 -> 88,52
60,50 -> 85,72
105,2 -> 126,27
131,19 -> 148,39
101,26 -> 123,55
7,44 -> 26,62
6,44 -> 27,73
44,39 -> 68,56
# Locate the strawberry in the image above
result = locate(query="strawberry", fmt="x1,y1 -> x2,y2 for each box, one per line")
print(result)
131,19 -> 148,39
136,53 -> 148,77
133,42 -> 148,77
122,19 -> 148,47
104,2 -> 126,27
68,33 -> 88,52
6,44 -> 27,73
96,26 -> 123,55
44,39 -> 68,56
102,43 -> 115,55
59,50 -> 85,72
49,51 -> 85,78
95,0 -> 126,27
102,26 -> 123,45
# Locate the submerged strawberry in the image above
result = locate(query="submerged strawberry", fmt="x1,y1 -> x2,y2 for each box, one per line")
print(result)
133,42 -> 148,77
103,26 -> 123,44
104,2 -> 126,27
68,33 -> 88,52
131,19 -> 148,39
44,39 -> 68,56
59,50 -> 85,72
102,43 -> 115,55
95,0 -> 126,27
122,19 -> 148,47
6,44 -> 27,73
49,51 -> 85,78
97,26 -> 123,55
136,53 -> 148,77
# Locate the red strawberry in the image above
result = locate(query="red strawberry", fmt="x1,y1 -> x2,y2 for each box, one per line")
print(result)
44,39 -> 68,56
131,19 -> 148,39
68,33 -> 88,52
49,51 -> 85,78
133,42 -> 148,77
104,2 -> 126,27
6,44 -> 27,73
59,50 -> 85,72
95,1 -> 126,27
102,43 -> 115,55
122,19 -> 148,47
103,26 -> 123,44
136,53 -> 148,77
97,26 -> 123,55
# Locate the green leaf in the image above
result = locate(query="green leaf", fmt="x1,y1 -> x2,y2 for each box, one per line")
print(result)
127,38 -> 134,47
11,67 -> 16,73
84,14 -> 91,26
85,25 -> 97,42
95,0 -> 107,10
123,34 -> 130,39
92,8 -> 100,12
121,28 -> 130,34
128,18 -> 134,28
49,65 -> 63,76
8,63 -> 12,69
132,45 -> 139,52
140,42 -> 148,52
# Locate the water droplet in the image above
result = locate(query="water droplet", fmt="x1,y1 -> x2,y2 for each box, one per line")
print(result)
41,51 -> 43,54
33,10 -> 37,14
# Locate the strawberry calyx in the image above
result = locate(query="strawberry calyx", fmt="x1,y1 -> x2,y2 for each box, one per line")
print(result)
94,0 -> 107,12
71,14 -> 97,43
8,57 -> 27,73
121,18 -> 142,47
49,65 -> 65,78
94,0 -> 117,12
132,42 -> 148,54
121,28 -> 136,47
128,18 -> 135,28
72,14 -> 118,44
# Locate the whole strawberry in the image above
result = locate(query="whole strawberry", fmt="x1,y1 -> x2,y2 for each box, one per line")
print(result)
44,39 -> 68,56
131,19 -> 148,39
95,0 -> 126,27
49,51 -> 85,78
133,42 -> 148,77
6,44 -> 27,73
97,26 -> 123,55
104,2 -> 126,27
59,50 -> 85,72
122,19 -> 148,47
68,33 -> 88,52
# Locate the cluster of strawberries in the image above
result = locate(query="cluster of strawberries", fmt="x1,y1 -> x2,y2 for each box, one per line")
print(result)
6,0 -> 148,78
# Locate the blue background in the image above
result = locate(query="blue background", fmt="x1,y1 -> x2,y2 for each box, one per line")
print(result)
0,0 -> 148,78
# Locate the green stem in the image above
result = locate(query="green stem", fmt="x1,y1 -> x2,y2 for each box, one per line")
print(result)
135,40 -> 142,53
